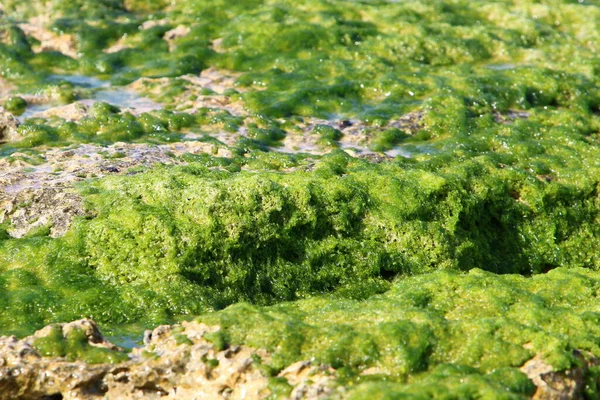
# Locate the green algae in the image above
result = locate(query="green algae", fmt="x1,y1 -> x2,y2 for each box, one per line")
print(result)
369,128 -> 409,152
1,145 -> 600,334
348,366 -> 536,400
0,0 -> 599,396
33,325 -> 129,364
0,0 -> 598,147
314,124 -> 343,147
198,267 -> 600,397
3,96 -> 27,114
10,104 -> 193,148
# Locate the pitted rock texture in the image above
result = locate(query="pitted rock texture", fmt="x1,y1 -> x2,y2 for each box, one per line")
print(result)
19,17 -> 78,58
520,351 -> 599,400
0,187 -> 86,238
0,141 -> 232,238
130,68 -> 427,157
0,106 -> 20,142
0,319 -> 338,400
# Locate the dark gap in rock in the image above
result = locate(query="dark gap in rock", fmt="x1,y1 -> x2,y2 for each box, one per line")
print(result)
42,394 -> 63,400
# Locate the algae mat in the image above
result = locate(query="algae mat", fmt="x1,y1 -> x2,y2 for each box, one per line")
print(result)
0,0 -> 599,398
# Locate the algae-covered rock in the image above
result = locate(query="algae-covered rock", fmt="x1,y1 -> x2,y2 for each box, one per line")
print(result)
0,187 -> 85,238
2,149 -> 600,333
520,353 -> 594,400
196,267 -> 600,399
3,266 -> 600,399
3,96 -> 27,114
0,319 -> 336,400
0,106 -> 20,142
0,0 -> 598,397
31,101 -> 91,121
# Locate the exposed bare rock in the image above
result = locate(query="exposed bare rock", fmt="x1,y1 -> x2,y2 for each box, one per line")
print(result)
0,187 -> 86,238
277,110 -> 424,156
14,93 -> 53,106
388,110 -> 425,133
493,110 -> 530,124
164,25 -> 191,51
103,37 -> 132,54
0,106 -> 20,142
140,18 -> 170,30
32,101 -> 91,121
212,37 -> 226,53
279,361 -> 336,400
106,18 -> 182,54
128,69 -> 426,157
19,17 -> 78,58
0,141 -> 231,238
130,67 -> 247,116
0,319 -> 338,400
0,78 -> 16,98
520,351 -> 599,400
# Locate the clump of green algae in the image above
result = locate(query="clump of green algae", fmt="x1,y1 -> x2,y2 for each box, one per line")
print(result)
200,267 -> 600,398
32,325 -> 128,364
0,0 -> 599,397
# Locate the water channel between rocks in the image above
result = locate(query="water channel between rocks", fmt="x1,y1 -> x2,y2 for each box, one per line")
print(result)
14,73 -> 424,159
17,74 -> 163,121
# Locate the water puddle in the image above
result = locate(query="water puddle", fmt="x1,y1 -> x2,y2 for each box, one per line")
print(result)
108,335 -> 143,350
485,63 -> 516,71
12,75 -> 428,160
385,146 -> 418,158
49,74 -> 109,89
18,74 -> 161,122
94,88 -> 162,111
17,102 -> 59,121
272,140 -> 427,159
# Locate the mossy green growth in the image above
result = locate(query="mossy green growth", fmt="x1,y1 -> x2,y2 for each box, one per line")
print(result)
246,124 -> 286,147
314,124 -> 342,147
348,365 -> 536,400
0,1 -> 598,396
370,128 -> 408,152
0,0 -> 596,159
33,325 -> 128,364
198,267 -> 600,397
173,333 -> 193,346
267,377 -> 293,399
10,106 -> 195,148
204,330 -> 229,352
1,0 -> 598,126
3,96 -> 27,114
1,137 -> 600,335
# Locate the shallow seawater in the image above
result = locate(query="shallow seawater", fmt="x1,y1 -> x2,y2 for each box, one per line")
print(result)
17,74 -> 161,122
485,63 -> 517,71
93,88 -> 162,112
49,74 -> 109,89
108,335 -> 142,350
17,102 -> 60,122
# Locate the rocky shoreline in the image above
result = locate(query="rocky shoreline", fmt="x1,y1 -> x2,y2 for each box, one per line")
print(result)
1,0 -> 600,398
1,318 -> 599,399
0,319 -> 337,400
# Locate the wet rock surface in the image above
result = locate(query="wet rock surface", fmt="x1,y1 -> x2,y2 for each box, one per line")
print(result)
0,187 -> 86,238
0,319 -> 337,400
0,0 -> 598,398
520,351 -> 600,400
493,110 -> 530,124
19,17 -> 78,59
0,318 -> 597,399
0,106 -> 20,142
0,141 -> 232,238
0,67 -> 430,238
130,68 -> 428,157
